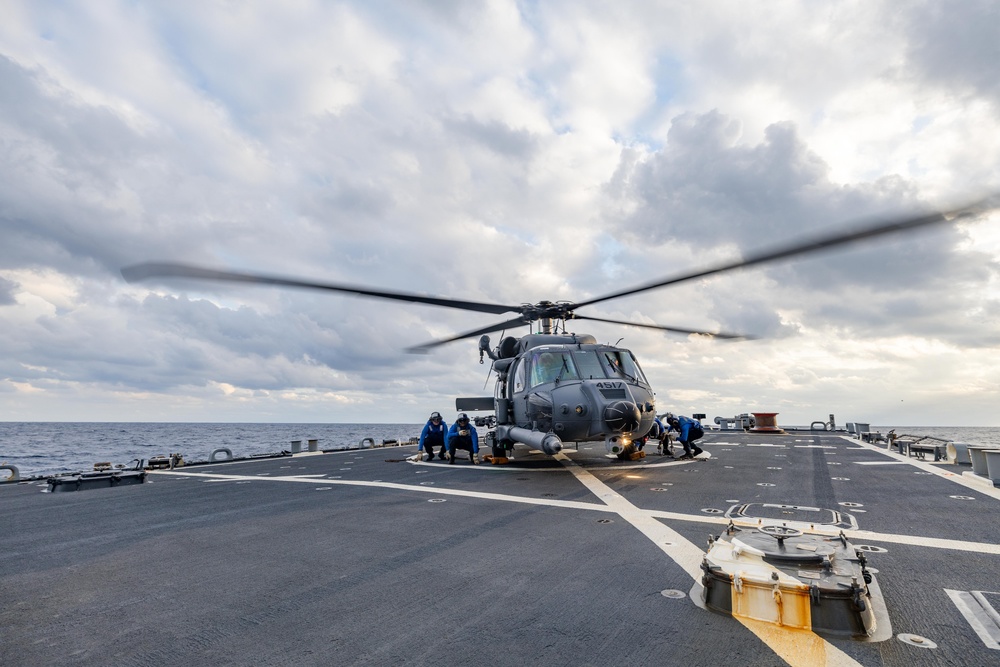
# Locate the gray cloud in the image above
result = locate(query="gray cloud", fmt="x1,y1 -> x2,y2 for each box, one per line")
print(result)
2,2 -> 1000,424
0,276 -> 17,305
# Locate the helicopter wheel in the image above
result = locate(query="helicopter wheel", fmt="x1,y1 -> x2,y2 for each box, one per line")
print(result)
491,438 -> 514,459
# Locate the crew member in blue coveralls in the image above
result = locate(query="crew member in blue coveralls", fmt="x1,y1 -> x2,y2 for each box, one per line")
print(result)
633,415 -> 663,453
447,413 -> 479,465
646,415 -> 664,454
665,414 -> 704,460
418,412 -> 448,462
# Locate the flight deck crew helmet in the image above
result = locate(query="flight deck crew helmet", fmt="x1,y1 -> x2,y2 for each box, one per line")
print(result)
456,413 -> 469,423
430,412 -> 442,421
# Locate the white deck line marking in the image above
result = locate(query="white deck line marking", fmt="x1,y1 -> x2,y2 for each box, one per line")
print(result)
747,443 -> 784,447
843,530 -> 1000,555
842,436 -> 1000,501
853,461 -> 908,466
551,453 -> 864,667
155,470 -> 1000,556
153,470 -> 617,513
944,589 -> 1000,650
794,445 -> 837,449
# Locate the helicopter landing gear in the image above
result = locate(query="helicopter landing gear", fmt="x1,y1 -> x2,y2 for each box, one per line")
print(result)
615,443 -> 646,461
487,432 -> 514,464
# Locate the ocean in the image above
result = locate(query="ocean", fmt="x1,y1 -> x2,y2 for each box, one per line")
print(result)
0,423 -> 424,477
2,422 -> 1000,478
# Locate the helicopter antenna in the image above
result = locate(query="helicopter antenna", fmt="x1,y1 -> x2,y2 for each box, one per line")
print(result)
615,338 -> 625,346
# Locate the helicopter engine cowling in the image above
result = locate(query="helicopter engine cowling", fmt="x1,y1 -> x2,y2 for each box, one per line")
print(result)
496,425 -> 563,455
604,400 -> 641,433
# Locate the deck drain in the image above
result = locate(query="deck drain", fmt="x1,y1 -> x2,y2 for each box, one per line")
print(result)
914,471 -> 933,475
897,634 -> 936,649
542,493 -> 556,497
950,495 -> 975,500
856,545 -> 887,553
767,466 -> 782,470
651,487 -> 669,492
839,502 -> 864,507
661,589 -> 686,599
827,462 -> 842,465
419,481 -> 435,486
724,466 -> 735,469
701,508 -> 723,514
428,498 -> 446,503
757,483 -> 776,487
328,476 -> 341,479
597,519 -> 613,524
315,487 -> 332,491
831,477 -> 851,481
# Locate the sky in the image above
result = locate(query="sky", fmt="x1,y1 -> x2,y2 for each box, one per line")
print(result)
1,1 -> 999,427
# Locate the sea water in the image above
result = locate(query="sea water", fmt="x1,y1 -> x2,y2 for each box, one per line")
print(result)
0,423 -> 423,477
2,422 -> 999,478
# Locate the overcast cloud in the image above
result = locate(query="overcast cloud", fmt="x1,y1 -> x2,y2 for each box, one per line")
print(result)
1,1 -> 999,426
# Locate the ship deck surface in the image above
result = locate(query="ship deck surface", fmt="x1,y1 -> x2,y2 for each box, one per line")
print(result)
3,431 -> 999,666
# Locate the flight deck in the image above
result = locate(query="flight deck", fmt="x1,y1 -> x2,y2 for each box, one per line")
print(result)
3,431 -> 999,666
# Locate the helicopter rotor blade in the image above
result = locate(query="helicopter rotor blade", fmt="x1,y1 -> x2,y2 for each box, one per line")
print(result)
406,316 -> 530,354
121,262 -> 520,316
569,314 -> 753,340
572,196 -> 999,311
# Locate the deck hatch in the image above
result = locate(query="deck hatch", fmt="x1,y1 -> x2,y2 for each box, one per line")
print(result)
725,503 -> 857,530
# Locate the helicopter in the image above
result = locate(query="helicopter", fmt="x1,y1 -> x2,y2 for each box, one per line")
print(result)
121,197 -> 996,461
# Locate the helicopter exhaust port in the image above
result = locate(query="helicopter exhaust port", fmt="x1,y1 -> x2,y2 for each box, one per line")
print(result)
496,426 -> 562,455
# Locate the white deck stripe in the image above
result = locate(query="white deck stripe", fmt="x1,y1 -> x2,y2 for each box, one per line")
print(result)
843,436 -> 1000,501
944,589 -> 1000,650
155,470 -> 1000,556
853,461 -> 908,466
154,470 -> 618,512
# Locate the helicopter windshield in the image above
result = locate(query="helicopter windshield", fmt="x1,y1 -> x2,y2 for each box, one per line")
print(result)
598,349 -> 648,384
529,350 -> 579,387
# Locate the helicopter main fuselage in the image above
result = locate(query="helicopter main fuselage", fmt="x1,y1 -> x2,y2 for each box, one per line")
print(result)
470,333 -> 656,455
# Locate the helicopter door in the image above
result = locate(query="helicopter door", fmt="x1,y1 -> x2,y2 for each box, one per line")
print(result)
511,358 -> 526,394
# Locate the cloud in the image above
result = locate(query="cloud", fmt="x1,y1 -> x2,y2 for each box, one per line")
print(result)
1,1 -> 999,425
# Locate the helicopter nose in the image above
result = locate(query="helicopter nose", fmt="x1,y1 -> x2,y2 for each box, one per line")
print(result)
604,400 -> 641,433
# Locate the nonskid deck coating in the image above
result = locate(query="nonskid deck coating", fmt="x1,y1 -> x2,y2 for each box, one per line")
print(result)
2,431 -> 999,666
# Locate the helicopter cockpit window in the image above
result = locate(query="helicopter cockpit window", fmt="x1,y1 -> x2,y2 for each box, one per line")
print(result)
512,358 -> 526,392
572,350 -> 607,380
600,350 -> 648,384
529,350 -> 579,387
